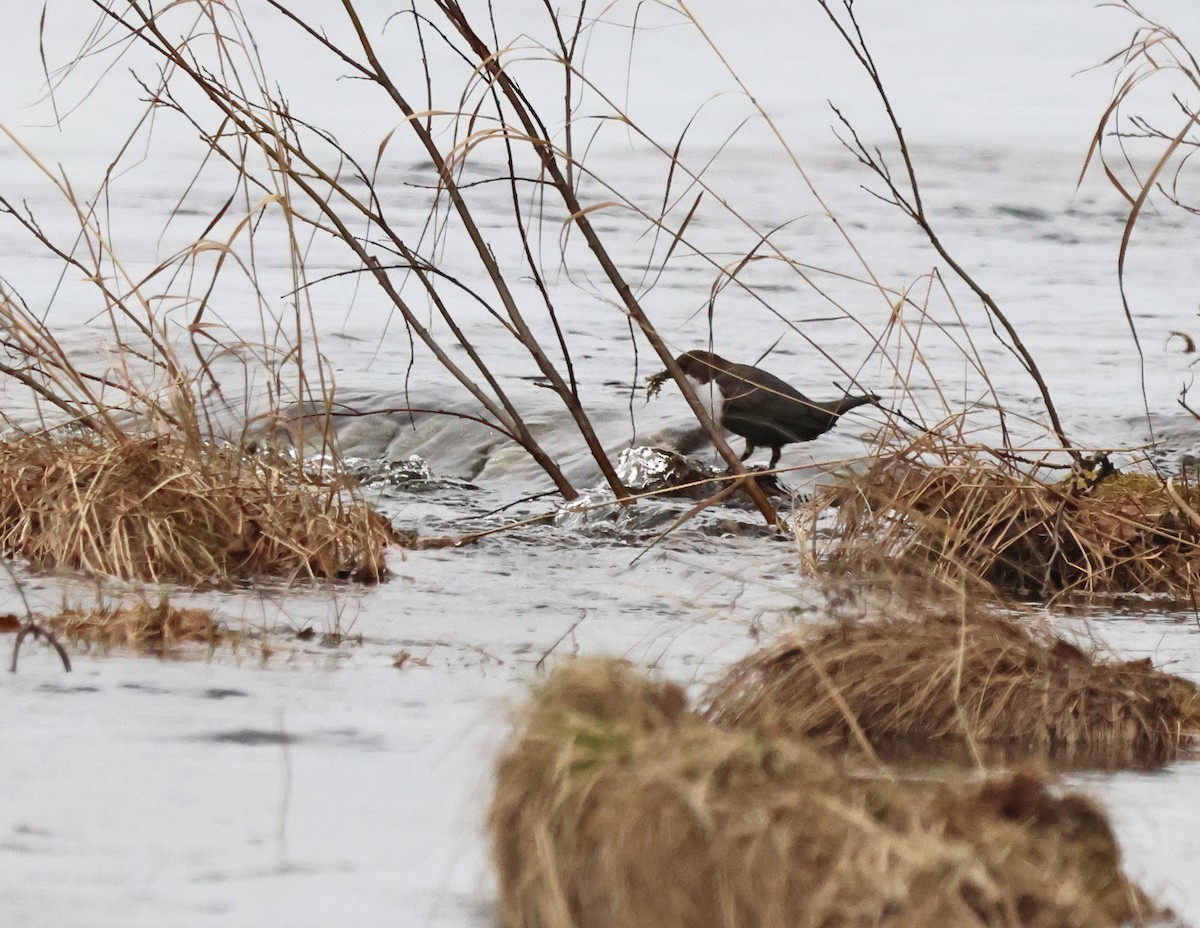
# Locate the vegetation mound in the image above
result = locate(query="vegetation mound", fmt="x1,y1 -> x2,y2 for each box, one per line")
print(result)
490,659 -> 1161,928
0,433 -> 397,583
794,423 -> 1200,599
705,602 -> 1200,768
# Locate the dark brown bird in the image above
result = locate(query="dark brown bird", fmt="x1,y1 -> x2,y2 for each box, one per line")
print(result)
668,350 -> 879,468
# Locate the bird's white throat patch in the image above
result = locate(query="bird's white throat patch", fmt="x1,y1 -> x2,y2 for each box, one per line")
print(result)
686,373 -> 724,423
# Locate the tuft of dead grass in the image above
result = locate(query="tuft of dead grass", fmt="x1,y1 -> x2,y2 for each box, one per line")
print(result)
705,598 -> 1200,769
491,659 -> 1161,928
795,418 -> 1200,599
0,432 -> 398,583
48,599 -> 227,656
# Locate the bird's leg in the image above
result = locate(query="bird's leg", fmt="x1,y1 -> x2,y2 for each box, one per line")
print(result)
768,447 -> 781,469
740,442 -> 755,462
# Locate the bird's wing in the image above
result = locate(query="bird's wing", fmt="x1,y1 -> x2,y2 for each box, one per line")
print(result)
727,388 -> 833,442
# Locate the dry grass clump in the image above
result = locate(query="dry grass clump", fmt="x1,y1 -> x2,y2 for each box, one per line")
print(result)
491,659 -> 1160,928
795,422 -> 1200,598
0,433 -> 398,583
48,600 -> 227,655
705,601 -> 1200,769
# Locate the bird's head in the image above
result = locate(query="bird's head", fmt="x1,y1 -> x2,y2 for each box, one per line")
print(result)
674,350 -> 728,385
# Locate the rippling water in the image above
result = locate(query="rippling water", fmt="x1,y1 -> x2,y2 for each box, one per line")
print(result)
2,2 -> 1200,926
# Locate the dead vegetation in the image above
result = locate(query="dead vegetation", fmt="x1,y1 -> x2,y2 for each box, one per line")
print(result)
705,592 -> 1200,769
793,416 -> 1200,599
47,599 -> 228,656
491,659 -> 1162,928
0,154 -> 400,585
0,432 -> 397,583
772,0 -> 1200,604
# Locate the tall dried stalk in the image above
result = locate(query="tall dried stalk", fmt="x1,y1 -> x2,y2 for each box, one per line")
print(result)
1081,2 -> 1200,428
815,0 -> 1081,467
67,0 -> 786,521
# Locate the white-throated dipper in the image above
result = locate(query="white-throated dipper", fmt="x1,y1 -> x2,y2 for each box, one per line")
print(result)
652,350 -> 880,468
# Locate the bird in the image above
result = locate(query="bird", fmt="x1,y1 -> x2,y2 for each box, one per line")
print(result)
662,350 -> 879,468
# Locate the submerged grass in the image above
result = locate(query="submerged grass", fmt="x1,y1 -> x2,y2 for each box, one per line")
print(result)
491,659 -> 1161,928
0,432 -> 398,583
48,599 -> 228,656
705,594 -> 1200,768
795,416 -> 1200,599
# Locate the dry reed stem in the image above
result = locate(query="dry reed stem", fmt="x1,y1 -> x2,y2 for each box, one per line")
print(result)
48,600 -> 227,656
491,659 -> 1160,928
0,433 -> 397,583
795,417 -> 1200,598
705,601 -> 1200,769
